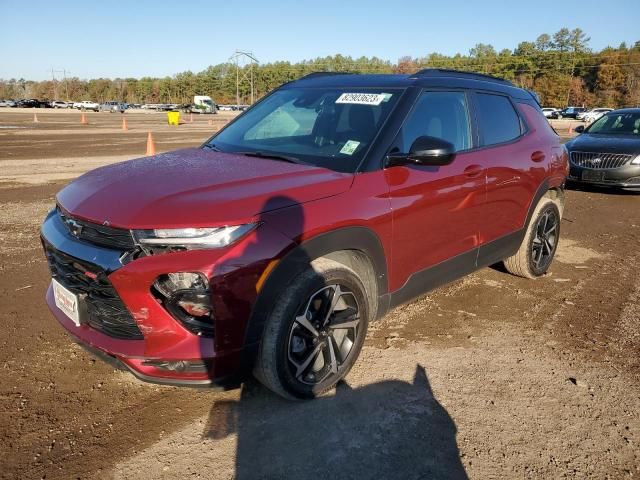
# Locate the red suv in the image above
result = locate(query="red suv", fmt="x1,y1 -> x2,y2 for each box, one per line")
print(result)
41,70 -> 568,399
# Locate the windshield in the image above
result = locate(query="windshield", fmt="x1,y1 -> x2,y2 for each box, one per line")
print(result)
586,112 -> 640,135
206,87 -> 402,173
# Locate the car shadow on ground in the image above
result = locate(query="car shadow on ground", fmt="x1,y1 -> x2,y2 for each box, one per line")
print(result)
203,365 -> 468,480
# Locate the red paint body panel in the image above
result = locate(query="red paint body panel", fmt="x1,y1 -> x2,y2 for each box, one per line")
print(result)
57,148 -> 352,229
384,151 -> 486,290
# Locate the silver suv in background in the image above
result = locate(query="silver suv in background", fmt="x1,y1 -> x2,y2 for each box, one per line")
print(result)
580,108 -> 613,123
100,101 -> 126,113
50,100 -> 72,109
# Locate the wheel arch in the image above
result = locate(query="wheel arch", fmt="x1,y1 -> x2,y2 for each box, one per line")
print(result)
244,226 -> 389,349
523,179 -> 565,230
543,186 -> 566,217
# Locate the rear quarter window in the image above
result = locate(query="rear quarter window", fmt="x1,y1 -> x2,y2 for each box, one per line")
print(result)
475,93 -> 522,146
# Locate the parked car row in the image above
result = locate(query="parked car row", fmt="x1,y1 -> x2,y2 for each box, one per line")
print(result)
218,104 -> 249,111
0,99 -> 132,112
542,106 -> 614,122
138,102 -> 219,113
0,99 -> 229,113
0,98 -> 52,108
542,107 -> 586,119
577,108 -> 613,122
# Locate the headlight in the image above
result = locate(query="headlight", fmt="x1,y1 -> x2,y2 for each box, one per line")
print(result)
132,224 -> 257,249
632,155 -> 640,165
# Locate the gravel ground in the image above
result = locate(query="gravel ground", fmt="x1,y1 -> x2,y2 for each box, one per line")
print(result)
0,110 -> 638,479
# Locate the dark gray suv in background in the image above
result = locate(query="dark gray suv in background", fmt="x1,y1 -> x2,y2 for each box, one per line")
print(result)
567,109 -> 640,191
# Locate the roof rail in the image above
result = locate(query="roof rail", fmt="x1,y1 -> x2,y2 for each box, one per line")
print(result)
412,68 -> 513,86
298,71 -> 355,80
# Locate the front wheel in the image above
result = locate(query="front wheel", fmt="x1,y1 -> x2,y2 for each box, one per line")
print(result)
503,198 -> 561,279
254,258 -> 369,399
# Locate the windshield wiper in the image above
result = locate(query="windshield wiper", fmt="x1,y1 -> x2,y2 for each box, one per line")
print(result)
238,151 -> 304,164
203,143 -> 222,152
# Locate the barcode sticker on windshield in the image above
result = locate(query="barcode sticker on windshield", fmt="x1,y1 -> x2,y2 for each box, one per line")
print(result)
336,93 -> 389,106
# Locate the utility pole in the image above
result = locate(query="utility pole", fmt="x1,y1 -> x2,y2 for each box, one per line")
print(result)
229,50 -> 259,107
565,50 -> 577,107
63,69 -> 69,100
51,68 -> 70,100
51,68 -> 57,99
236,56 -> 239,108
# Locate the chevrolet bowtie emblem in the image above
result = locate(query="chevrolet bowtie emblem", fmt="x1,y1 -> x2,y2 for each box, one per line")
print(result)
66,218 -> 83,237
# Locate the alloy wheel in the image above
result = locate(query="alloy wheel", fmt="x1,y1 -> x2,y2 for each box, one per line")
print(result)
531,207 -> 559,270
287,284 -> 361,386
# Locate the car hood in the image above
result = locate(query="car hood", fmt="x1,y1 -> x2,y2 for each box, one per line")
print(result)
57,148 -> 353,229
566,134 -> 640,155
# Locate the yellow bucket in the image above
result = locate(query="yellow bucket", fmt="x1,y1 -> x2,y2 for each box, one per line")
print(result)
167,111 -> 180,125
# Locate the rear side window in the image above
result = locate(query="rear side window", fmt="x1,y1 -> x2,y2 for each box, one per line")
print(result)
475,93 -> 522,146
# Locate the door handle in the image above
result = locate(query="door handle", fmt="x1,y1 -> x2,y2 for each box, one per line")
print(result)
531,151 -> 546,163
464,165 -> 483,178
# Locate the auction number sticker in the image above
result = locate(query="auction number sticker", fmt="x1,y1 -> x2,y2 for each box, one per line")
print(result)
336,93 -> 391,105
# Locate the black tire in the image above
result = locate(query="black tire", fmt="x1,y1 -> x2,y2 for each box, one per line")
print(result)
503,198 -> 561,279
254,258 -> 369,400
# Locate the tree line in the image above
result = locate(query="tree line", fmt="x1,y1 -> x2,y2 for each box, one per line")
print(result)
2,28 -> 639,108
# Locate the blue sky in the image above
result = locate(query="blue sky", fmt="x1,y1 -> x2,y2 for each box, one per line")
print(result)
1,0 -> 638,80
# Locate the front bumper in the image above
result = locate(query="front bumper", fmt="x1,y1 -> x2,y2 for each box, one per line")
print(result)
41,209 -> 291,387
568,163 -> 640,190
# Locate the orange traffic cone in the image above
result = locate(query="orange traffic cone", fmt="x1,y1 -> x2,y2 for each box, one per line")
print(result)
146,132 -> 156,156
80,113 -> 88,125
122,117 -> 128,131
33,113 -> 39,123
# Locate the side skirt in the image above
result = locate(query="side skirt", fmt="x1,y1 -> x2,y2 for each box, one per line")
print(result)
386,229 -> 524,310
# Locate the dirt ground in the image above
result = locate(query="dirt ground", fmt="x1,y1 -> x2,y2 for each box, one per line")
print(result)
0,109 -> 638,479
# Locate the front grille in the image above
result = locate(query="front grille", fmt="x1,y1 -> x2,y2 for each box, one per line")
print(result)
44,242 -> 143,340
570,151 -> 633,170
58,208 -> 136,250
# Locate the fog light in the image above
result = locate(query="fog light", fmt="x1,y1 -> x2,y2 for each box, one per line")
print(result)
152,273 -> 215,337
177,292 -> 212,317
142,359 -> 208,373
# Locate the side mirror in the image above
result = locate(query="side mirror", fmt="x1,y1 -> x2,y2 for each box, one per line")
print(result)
387,136 -> 456,167
574,125 -> 585,134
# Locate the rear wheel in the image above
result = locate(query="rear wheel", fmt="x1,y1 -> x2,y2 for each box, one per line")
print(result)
254,258 -> 369,400
503,198 -> 560,279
